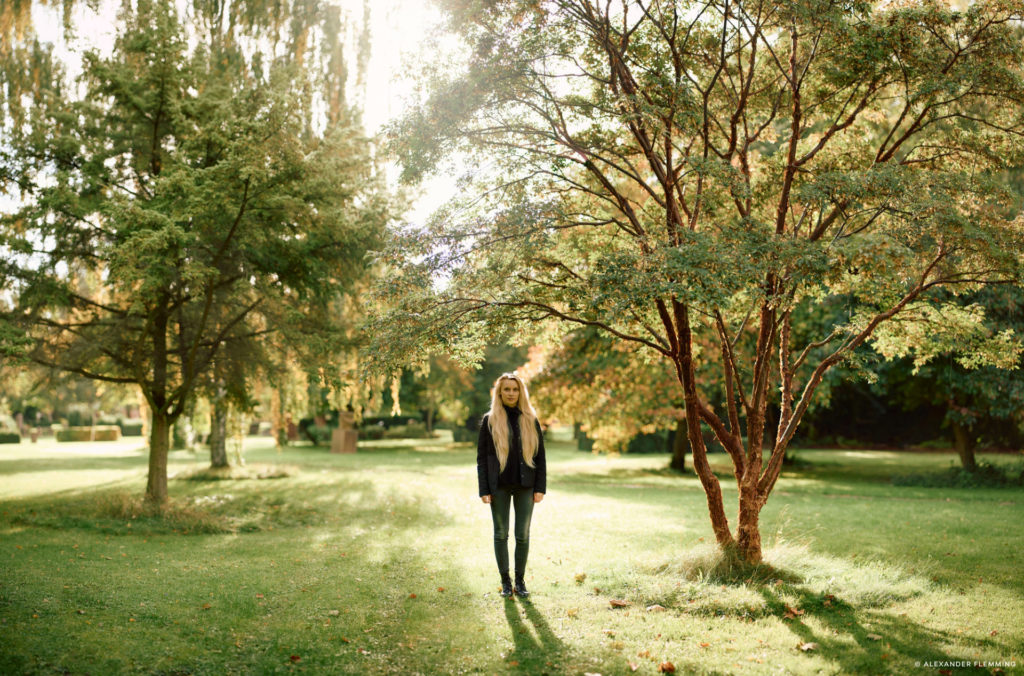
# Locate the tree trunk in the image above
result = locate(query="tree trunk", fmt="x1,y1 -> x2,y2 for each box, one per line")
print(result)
425,408 -> 435,434
669,417 -> 687,472
145,410 -> 170,506
952,421 -> 977,472
209,400 -> 228,468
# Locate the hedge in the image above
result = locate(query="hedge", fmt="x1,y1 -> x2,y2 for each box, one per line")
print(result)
0,432 -> 20,444
55,426 -> 122,442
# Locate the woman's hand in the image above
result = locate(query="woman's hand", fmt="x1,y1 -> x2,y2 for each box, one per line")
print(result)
533,492 -> 544,503
481,495 -> 492,504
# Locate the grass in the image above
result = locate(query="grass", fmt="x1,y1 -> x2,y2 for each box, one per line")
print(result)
0,435 -> 1021,675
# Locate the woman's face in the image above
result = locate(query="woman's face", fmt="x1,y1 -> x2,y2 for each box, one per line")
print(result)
499,379 -> 521,407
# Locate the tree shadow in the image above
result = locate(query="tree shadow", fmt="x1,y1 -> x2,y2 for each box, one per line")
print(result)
757,585 -> 1001,673
502,596 -> 570,673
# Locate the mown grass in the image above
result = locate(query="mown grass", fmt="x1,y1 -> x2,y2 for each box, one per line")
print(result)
0,435 -> 1021,675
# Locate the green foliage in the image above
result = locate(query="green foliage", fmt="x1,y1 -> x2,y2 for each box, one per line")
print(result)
893,460 -> 1024,489
54,427 -> 122,442
371,0 -> 1024,558
0,432 -> 21,444
0,0 -> 391,501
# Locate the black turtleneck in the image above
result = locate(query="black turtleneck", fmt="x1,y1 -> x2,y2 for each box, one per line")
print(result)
498,405 -> 523,487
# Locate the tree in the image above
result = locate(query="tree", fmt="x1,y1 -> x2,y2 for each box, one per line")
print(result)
372,0 -> 1024,563
528,328 -> 688,467
0,0 -> 389,505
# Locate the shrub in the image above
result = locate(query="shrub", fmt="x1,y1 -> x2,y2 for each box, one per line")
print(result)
0,432 -> 21,444
119,420 -> 145,437
893,461 -> 1024,488
382,422 -> 435,439
55,426 -> 122,442
305,424 -> 333,445
359,425 -> 387,440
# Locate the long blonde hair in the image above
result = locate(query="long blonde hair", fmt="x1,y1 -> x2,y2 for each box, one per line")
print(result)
488,372 -> 540,472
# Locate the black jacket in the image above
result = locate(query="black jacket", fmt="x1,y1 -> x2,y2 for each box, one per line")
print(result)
476,412 -> 547,497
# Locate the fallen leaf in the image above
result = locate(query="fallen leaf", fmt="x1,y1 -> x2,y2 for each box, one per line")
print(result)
659,661 -> 676,673
202,603 -> 212,610
784,605 -> 804,619
358,648 -> 370,655
990,630 -> 998,636
700,642 -> 710,648
646,604 -> 667,612
508,661 -> 519,667
328,610 -> 340,617
129,618 -> 135,623
289,655 -> 301,663
575,573 -> 587,584
437,587 -> 446,592
408,593 -> 417,599
866,633 -> 882,641
566,608 -> 579,618
609,599 -> 631,608
76,610 -> 86,615
255,594 -> 264,599
628,662 -> 640,672
939,670 -> 952,676
797,642 -> 817,652
637,650 -> 651,658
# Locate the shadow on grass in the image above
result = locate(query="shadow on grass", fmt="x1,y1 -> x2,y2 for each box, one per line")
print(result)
756,585 -> 988,673
502,597 -> 569,673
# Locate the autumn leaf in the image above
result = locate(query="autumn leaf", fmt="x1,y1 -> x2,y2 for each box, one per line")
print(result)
866,633 -> 882,641
637,650 -> 651,658
340,637 -> 350,643
202,603 -> 212,610
437,587 -> 445,592
328,610 -> 340,616
783,605 -> 804,619
508,661 -> 519,666
646,604 -> 666,612
659,661 -> 676,673
289,655 -> 301,663
797,642 -> 818,652
575,573 -> 587,584
255,594 -> 264,599
990,630 -> 998,636
566,608 -> 579,618
408,593 -> 417,599
609,599 -> 631,608
699,642 -> 710,648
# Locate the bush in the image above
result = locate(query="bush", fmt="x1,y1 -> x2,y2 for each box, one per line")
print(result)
893,461 -> 1024,488
451,427 -> 476,443
305,424 -> 334,445
55,426 -> 122,442
382,422 -> 435,439
360,415 -> 422,429
0,432 -> 21,444
359,425 -> 387,440
119,420 -> 145,437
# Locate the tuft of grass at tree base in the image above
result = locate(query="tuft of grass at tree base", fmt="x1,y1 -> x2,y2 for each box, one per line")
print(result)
0,436 -> 1021,674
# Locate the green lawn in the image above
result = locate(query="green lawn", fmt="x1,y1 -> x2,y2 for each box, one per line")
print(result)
0,435 -> 1021,675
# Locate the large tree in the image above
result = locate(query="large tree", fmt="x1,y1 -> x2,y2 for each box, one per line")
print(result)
0,0 -> 389,505
372,0 -> 1024,563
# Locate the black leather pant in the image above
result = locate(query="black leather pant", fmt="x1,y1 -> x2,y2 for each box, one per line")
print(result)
490,485 -> 534,579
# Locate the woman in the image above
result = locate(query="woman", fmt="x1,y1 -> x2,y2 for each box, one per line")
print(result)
476,372 -> 546,598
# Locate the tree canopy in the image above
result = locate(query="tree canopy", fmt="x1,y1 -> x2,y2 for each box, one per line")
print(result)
0,0 -> 391,504
372,0 -> 1024,563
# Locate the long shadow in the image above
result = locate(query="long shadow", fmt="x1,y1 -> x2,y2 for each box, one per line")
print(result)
502,596 -> 570,673
757,585 -> 1000,673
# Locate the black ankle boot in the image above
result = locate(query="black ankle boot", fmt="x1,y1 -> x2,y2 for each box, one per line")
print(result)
500,574 -> 513,598
514,576 -> 529,598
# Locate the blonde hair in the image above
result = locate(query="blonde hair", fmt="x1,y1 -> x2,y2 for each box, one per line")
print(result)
488,372 -> 540,472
